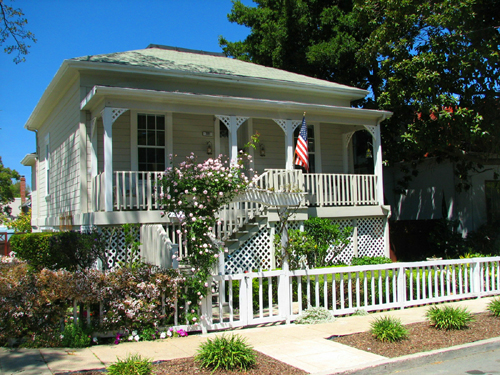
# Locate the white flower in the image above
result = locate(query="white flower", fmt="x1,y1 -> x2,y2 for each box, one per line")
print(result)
128,335 -> 134,341
160,332 -> 167,339
167,330 -> 173,337
134,335 -> 140,342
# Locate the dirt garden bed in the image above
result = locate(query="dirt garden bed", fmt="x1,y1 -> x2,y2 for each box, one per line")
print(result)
64,312 -> 500,375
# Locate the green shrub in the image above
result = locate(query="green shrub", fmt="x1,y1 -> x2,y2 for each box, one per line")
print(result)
10,232 -> 53,270
351,256 -> 393,266
61,323 -> 92,348
195,334 -> 256,372
370,316 -> 409,342
487,298 -> 500,317
10,230 -> 106,271
426,305 -> 474,330
106,354 -> 152,375
294,306 -> 335,324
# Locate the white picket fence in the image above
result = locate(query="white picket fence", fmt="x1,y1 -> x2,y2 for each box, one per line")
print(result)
191,257 -> 500,332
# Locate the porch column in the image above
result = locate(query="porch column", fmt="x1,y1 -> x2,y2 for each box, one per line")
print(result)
215,115 -> 248,163
364,124 -> 384,205
90,117 -> 98,178
102,107 -> 128,212
273,119 -> 302,170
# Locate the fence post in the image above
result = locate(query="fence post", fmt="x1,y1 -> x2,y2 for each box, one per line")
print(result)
200,295 -> 209,335
397,264 -> 406,309
472,259 -> 481,297
239,276 -> 249,326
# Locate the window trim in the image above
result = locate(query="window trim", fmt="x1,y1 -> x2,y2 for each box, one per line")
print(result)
131,111 -> 171,172
44,133 -> 50,198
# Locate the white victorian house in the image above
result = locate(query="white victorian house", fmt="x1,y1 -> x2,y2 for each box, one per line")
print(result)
22,45 -> 392,272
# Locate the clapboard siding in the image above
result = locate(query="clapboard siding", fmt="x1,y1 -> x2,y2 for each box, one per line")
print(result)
320,123 -> 344,173
252,118 -> 285,173
36,81 -> 81,221
172,113 -> 214,162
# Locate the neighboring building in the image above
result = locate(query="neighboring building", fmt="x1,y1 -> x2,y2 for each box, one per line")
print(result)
21,45 -> 392,271
386,159 -> 500,235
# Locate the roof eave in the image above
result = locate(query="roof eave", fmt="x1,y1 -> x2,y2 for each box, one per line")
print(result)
69,59 -> 369,101
81,85 -> 391,123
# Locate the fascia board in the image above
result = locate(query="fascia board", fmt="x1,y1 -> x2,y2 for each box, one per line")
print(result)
81,85 -> 392,123
21,153 -> 37,166
24,61 -> 79,131
68,60 -> 369,101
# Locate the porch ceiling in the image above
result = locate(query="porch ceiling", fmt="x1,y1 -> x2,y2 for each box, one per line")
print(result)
81,85 -> 392,126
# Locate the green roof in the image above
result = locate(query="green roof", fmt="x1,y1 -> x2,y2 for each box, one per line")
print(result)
72,45 -> 366,95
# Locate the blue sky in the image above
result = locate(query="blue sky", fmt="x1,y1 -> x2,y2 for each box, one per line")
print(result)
0,0 -> 253,185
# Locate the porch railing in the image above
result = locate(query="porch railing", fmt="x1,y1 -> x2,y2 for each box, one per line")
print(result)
91,169 -> 378,212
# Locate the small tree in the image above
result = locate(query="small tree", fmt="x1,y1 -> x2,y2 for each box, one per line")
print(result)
276,218 -> 352,269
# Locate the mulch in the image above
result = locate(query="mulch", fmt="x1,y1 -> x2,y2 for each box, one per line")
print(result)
61,312 -> 500,374
332,312 -> 500,358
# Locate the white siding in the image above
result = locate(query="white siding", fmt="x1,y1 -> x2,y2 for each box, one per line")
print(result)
36,81 -> 81,223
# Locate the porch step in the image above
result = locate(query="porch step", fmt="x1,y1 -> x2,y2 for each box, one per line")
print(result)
225,216 -> 268,253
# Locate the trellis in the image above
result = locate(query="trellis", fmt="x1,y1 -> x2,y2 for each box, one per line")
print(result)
223,217 -> 386,274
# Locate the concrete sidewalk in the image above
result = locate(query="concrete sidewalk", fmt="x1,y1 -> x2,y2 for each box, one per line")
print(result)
0,297 -> 497,375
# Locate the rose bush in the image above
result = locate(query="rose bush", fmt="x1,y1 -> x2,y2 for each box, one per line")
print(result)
158,146 -> 257,322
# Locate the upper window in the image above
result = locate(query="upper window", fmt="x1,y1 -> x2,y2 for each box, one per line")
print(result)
137,114 -> 165,171
294,125 -> 315,173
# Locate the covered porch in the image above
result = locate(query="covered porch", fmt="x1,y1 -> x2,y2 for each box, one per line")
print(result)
81,85 -> 389,214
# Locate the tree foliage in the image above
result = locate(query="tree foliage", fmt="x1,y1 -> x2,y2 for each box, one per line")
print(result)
0,0 -> 36,63
0,156 -> 20,220
221,0 -> 500,189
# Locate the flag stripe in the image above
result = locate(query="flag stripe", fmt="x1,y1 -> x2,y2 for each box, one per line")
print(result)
294,116 -> 309,172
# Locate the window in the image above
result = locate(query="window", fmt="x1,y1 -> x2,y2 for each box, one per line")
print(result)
137,114 -> 166,171
294,124 -> 315,173
486,181 -> 500,224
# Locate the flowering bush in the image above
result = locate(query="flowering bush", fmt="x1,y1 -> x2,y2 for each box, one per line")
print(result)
0,261 -> 181,346
158,147 -> 257,320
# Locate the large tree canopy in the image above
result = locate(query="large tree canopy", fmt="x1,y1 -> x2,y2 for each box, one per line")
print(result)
0,0 -> 36,63
221,0 -> 500,190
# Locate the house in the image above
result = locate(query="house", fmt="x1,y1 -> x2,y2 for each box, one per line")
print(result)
385,158 -> 500,258
21,44 -> 392,271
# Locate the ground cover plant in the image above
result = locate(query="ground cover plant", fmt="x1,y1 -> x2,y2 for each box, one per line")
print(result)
487,297 -> 500,317
195,334 -> 257,373
426,305 -> 474,330
294,306 -> 335,324
106,354 -> 153,375
370,316 -> 409,342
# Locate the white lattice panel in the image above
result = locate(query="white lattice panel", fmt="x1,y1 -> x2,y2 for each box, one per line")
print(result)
225,226 -> 271,274
329,219 -> 355,265
101,226 -> 141,269
357,217 -> 385,258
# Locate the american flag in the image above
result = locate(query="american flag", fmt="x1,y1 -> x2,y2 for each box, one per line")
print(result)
294,115 -> 309,172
